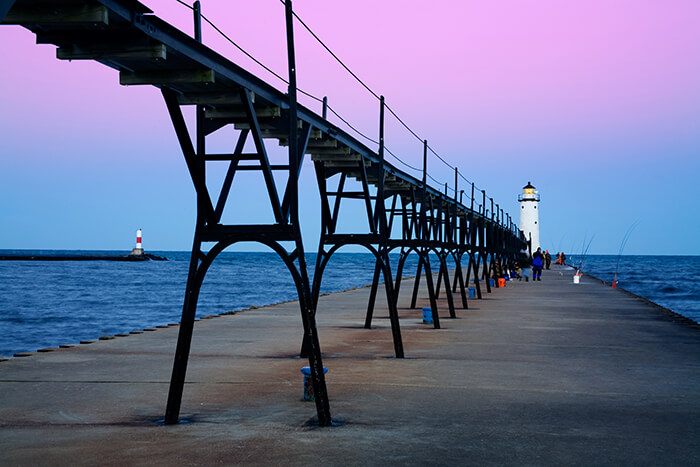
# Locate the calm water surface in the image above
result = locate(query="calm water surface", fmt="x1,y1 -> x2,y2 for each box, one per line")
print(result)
0,250 -> 422,355
1,251 -> 697,356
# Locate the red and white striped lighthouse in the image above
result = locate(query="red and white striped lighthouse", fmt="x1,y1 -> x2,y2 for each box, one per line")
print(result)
130,228 -> 145,256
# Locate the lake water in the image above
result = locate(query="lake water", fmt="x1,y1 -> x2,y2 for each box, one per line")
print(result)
1,251 -> 697,356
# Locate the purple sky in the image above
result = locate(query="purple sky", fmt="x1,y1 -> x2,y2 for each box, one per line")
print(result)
1,0 -> 699,254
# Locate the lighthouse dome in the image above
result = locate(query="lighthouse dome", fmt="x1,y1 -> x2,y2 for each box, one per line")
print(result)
518,181 -> 540,201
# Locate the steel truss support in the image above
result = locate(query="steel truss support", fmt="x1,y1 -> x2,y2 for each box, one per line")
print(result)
160,87 -> 331,426
163,0 -> 332,426
432,250 -> 457,318
407,250 -> 441,328
309,96 -> 404,358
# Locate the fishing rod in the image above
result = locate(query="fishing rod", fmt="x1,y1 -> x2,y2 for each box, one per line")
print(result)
576,233 -> 595,275
555,233 -> 566,256
612,221 -> 640,288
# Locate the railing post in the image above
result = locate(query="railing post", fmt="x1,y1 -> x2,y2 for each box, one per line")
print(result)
481,190 -> 491,292
193,1 -> 201,41
285,0 -> 299,224
193,1 -> 205,178
422,141 -> 427,192
377,95 -> 385,227
421,139 -> 427,239
454,168 -> 458,202
471,183 -> 475,212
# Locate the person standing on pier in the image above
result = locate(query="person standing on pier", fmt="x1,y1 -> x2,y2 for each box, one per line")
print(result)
533,248 -> 544,281
545,250 -> 552,269
492,260 -> 504,280
519,252 -> 531,281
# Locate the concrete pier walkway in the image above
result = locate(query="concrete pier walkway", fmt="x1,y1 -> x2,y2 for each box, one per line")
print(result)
1,265 -> 699,465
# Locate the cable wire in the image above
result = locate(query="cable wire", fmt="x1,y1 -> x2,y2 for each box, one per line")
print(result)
283,1 -> 381,101
385,147 -> 421,173
177,0 -> 327,107
281,0 -> 466,183
326,105 -> 379,146
176,0 -> 498,215
426,173 -> 442,186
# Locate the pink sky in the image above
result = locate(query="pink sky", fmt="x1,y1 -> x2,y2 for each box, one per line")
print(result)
1,0 -> 699,254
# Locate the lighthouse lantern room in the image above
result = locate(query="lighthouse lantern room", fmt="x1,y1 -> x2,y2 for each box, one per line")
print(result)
518,182 -> 540,253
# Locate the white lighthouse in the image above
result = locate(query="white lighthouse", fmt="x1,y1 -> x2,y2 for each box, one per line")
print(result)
518,182 -> 540,253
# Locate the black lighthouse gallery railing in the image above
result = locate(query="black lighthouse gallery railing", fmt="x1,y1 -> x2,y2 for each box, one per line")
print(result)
1,0 -> 528,426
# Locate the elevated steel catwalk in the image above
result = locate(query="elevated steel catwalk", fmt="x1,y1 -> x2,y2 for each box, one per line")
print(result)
2,0 -> 527,426
2,0 -> 486,211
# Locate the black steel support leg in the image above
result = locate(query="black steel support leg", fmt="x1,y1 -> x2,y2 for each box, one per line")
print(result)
393,250 -> 409,303
364,259 -> 382,328
379,252 -> 404,358
452,255 -> 460,293
410,255 -> 424,309
422,252 -> 441,329
298,295 -> 332,425
470,253 -> 483,299
482,252 -> 492,293
454,254 -> 468,308
165,233 -> 205,424
438,254 -> 456,318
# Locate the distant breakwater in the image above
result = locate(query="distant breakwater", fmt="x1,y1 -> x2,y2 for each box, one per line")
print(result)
0,253 -> 167,261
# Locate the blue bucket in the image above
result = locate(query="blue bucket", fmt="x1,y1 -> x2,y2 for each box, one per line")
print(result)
489,279 -> 495,287
300,366 -> 328,401
468,287 -> 476,298
422,307 -> 433,324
